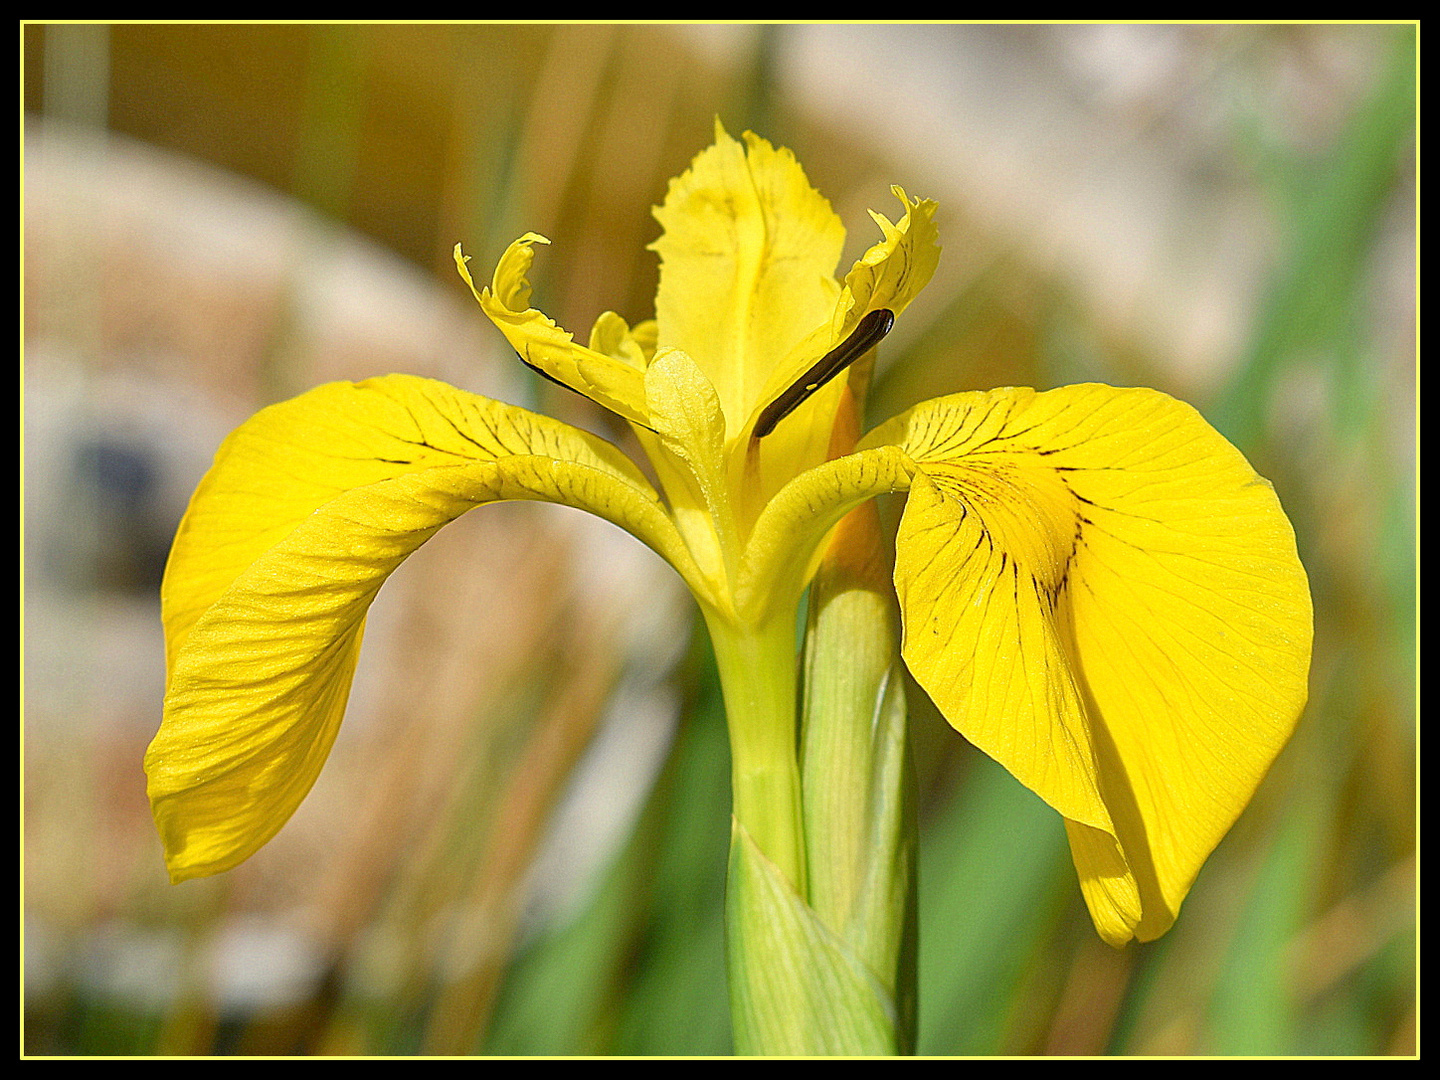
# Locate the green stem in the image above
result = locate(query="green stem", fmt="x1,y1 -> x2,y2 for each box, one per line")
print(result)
703,608 -> 807,898
799,500 -> 916,1053
709,582 -> 914,1056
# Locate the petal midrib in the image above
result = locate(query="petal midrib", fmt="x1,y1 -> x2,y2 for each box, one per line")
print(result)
725,146 -> 771,433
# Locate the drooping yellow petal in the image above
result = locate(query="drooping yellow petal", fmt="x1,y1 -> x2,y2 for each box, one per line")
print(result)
456,239 -> 652,429
649,121 -> 846,440
888,465 -> 1116,835
148,375 -> 692,881
864,384 -> 1312,944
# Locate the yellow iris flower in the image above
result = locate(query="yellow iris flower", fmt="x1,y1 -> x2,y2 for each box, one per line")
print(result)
145,124 -> 1311,950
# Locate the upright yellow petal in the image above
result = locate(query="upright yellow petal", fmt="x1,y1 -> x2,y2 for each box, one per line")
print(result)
456,240 -> 653,429
865,385 -> 1312,944
149,375 -> 691,881
840,188 -> 941,332
746,188 -> 940,426
588,310 -> 651,371
650,122 -> 846,438
736,188 -> 940,520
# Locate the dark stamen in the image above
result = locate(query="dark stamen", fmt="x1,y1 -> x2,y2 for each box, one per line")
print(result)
753,308 -> 894,439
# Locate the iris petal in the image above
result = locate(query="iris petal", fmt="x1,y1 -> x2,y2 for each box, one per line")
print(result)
865,384 -> 1312,943
455,240 -> 653,429
650,121 -> 846,440
148,375 -> 692,881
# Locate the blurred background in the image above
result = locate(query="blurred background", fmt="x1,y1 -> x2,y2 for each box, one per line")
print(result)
22,23 -> 1415,1056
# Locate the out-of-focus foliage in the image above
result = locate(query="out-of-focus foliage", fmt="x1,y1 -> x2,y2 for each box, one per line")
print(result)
23,23 -> 1414,1057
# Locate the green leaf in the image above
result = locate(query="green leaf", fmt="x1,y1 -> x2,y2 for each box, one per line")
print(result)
726,818 -> 899,1056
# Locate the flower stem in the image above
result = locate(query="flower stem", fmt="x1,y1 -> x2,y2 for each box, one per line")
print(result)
703,608 -> 808,898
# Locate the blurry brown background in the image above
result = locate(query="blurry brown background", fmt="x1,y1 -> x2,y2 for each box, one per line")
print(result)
23,23 -> 1415,1056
